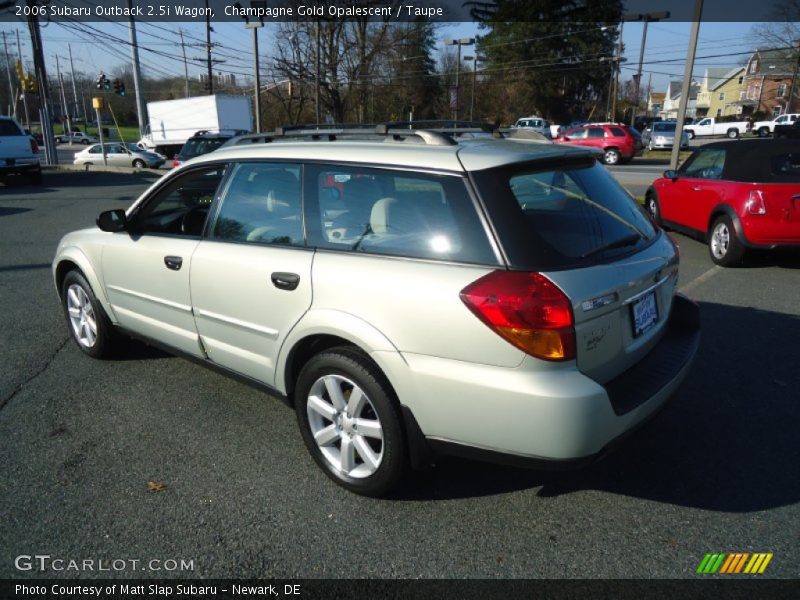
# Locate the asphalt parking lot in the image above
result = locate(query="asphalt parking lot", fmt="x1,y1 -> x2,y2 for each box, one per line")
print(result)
0,171 -> 798,580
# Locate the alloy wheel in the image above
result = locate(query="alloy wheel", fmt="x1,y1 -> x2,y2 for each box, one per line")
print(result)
306,374 -> 384,479
66,283 -> 97,348
710,221 -> 730,259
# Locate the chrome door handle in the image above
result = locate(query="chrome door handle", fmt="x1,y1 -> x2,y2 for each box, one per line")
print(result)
691,186 -> 703,191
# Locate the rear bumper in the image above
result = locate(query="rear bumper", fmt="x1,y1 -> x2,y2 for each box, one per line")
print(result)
398,294 -> 700,468
0,157 -> 40,175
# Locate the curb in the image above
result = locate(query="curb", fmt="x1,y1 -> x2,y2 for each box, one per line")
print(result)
42,164 -> 165,176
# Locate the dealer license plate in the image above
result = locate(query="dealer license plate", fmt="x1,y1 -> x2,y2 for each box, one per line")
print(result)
631,290 -> 658,338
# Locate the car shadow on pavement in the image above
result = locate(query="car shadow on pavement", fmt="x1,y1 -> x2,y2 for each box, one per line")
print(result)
395,301 -> 800,511
743,249 -> 800,270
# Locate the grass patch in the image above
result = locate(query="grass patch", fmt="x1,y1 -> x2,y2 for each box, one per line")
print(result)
641,149 -> 692,163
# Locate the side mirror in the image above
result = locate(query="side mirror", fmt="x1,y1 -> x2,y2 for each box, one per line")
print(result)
97,209 -> 128,232
663,170 -> 679,181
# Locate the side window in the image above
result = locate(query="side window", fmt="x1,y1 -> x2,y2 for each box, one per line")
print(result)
0,120 -> 23,135
210,162 -> 303,245
133,166 -> 225,236
567,128 -> 588,139
610,127 -> 626,137
307,165 -> 496,264
88,145 -> 102,154
587,127 -> 605,138
769,152 -> 800,179
682,149 -> 726,180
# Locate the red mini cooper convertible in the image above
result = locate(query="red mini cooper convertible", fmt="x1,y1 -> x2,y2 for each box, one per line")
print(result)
645,139 -> 800,266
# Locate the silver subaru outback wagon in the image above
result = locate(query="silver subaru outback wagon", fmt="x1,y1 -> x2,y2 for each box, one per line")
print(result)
52,126 -> 700,496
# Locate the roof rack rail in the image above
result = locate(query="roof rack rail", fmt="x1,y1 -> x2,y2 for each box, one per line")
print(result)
225,124 -> 462,147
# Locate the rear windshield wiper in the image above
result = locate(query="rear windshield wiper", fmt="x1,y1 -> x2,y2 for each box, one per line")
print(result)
580,233 -> 642,260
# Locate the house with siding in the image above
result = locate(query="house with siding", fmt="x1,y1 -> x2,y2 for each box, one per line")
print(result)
695,67 -> 745,118
737,46 -> 800,117
661,80 -> 700,119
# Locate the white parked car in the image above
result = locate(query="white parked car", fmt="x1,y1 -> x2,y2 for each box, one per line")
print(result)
513,116 -> 552,138
52,125 -> 699,496
55,131 -> 99,145
73,142 -> 165,168
682,117 -> 749,139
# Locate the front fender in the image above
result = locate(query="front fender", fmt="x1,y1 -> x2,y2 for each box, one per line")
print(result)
52,245 -> 116,322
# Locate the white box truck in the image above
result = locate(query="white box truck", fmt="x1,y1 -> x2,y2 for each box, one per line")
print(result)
138,95 -> 252,156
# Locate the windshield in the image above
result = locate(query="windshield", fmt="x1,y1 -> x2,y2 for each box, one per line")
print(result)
471,159 -> 657,270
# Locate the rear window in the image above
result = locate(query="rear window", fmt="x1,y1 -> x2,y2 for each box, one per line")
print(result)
0,119 -> 23,136
471,160 -> 657,270
769,152 -> 800,180
653,123 -> 676,132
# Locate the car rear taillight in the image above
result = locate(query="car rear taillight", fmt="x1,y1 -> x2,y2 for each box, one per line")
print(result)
30,139 -> 38,154
173,158 -> 181,168
746,190 -> 766,215
460,271 -> 576,361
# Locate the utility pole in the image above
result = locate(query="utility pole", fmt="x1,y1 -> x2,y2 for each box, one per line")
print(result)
463,55 -> 477,121
26,0 -> 58,164
67,44 -> 81,122
2,32 -> 15,119
16,30 -> 31,129
631,11 -> 670,126
127,0 -> 147,137
446,38 -> 474,121
55,54 -> 72,139
205,0 -> 213,94
671,0 -> 703,170
315,21 -> 321,125
788,40 -> 800,114
178,29 -> 190,98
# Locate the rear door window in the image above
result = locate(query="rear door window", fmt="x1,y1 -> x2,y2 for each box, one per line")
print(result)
471,160 -> 657,270
0,120 -> 22,136
682,148 -> 726,179
305,165 -> 497,264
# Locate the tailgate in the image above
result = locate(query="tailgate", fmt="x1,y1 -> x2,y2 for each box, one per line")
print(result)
544,232 -> 679,384
0,135 -> 33,160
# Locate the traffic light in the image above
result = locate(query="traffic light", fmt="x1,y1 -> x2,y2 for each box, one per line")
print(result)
103,76 -> 111,91
96,73 -> 107,90
112,78 -> 120,94
15,60 -> 23,82
23,75 -> 38,95
118,81 -> 126,96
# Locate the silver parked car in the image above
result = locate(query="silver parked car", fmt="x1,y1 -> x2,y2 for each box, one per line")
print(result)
52,125 -> 700,496
73,142 -> 165,168
642,122 -> 690,151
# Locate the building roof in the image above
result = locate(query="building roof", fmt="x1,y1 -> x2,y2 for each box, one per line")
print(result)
709,67 -> 745,91
668,80 -> 699,101
750,47 -> 800,77
649,92 -> 666,102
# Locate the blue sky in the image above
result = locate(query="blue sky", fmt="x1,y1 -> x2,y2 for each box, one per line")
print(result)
0,19 -> 775,97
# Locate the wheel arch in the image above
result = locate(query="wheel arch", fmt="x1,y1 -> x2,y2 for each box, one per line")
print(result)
277,309 -> 407,401
707,204 -> 745,242
53,247 -> 114,319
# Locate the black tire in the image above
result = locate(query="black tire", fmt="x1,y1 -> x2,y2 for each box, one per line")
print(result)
81,139 -> 90,145
61,270 -> 121,359
758,127 -> 770,138
132,159 -> 146,168
687,130 -> 695,140
708,215 -> 745,267
294,347 -> 406,496
645,190 -> 662,227
726,128 -> 739,139
602,148 -> 621,165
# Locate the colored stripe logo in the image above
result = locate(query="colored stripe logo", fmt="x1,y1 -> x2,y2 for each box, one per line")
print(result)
696,552 -> 773,574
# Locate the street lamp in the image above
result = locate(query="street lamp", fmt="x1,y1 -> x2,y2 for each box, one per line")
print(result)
445,37 -> 474,121
463,55 -> 478,121
630,11 -> 671,126
237,1 -> 265,133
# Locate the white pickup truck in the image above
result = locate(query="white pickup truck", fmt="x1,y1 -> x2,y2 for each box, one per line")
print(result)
752,113 -> 799,137
0,116 -> 41,184
683,117 -> 750,139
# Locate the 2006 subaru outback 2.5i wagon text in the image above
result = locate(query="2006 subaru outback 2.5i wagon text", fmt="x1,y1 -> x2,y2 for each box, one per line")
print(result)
52,125 -> 700,496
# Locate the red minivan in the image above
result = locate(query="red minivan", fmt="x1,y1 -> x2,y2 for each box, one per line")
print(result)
646,139 -> 800,266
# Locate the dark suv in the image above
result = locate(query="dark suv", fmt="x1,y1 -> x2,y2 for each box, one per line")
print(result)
554,123 -> 643,165
173,130 -> 244,168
